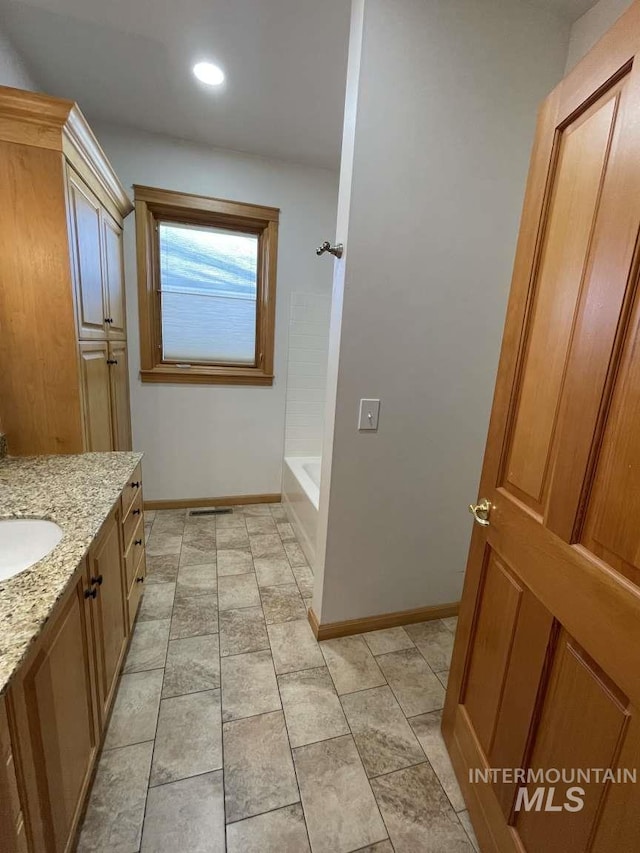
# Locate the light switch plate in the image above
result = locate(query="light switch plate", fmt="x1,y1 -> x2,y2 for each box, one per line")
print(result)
358,398 -> 380,431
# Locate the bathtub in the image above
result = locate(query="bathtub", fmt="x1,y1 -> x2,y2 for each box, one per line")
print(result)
282,456 -> 320,570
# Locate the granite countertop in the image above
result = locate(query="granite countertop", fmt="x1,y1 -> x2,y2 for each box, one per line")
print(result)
0,451 -> 143,695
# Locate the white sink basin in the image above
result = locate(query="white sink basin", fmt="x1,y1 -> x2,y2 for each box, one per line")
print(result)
0,519 -> 64,582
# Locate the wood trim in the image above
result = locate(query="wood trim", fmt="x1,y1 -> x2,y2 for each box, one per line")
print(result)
134,184 -> 279,386
308,601 -> 460,641
144,493 -> 281,510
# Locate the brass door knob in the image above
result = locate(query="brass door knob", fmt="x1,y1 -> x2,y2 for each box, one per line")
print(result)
469,498 -> 491,527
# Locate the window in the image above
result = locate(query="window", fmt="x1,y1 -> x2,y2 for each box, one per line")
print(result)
134,185 -> 279,385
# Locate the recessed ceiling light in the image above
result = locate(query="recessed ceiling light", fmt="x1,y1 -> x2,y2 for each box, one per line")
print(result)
193,62 -> 225,86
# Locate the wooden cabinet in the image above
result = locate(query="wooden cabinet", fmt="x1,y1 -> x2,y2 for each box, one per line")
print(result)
9,566 -> 99,853
6,472 -> 147,852
0,86 -> 133,456
79,342 -> 113,452
87,510 -> 128,726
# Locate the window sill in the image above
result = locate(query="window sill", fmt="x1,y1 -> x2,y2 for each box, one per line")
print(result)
140,366 -> 274,386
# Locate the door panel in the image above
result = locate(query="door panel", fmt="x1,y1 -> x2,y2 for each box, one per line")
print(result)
443,5 -> 640,851
68,171 -> 106,340
108,341 -> 132,451
79,341 -> 113,451
102,213 -> 126,339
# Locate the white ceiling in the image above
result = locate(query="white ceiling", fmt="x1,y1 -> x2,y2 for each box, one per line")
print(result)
0,0 -> 352,170
1,0 -> 596,171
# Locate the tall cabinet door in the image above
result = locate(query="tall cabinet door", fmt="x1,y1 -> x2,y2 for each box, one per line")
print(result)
88,509 -> 128,726
102,213 -> 126,340
79,342 -> 113,451
108,341 -> 132,451
67,171 -> 107,340
9,566 -> 99,853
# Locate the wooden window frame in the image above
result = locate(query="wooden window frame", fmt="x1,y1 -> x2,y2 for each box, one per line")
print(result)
134,184 -> 279,386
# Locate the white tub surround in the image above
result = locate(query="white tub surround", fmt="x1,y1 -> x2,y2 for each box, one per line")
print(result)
283,456 -> 320,569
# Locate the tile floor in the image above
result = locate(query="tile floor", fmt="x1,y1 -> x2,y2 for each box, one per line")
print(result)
77,503 -> 479,853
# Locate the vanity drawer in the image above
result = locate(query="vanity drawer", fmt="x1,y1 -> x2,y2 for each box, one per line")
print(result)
122,488 -> 143,551
127,548 -> 146,626
121,463 -> 142,519
0,696 -> 25,852
124,516 -> 145,591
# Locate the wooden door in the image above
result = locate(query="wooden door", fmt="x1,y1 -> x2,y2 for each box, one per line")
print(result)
102,212 -> 126,339
79,341 -> 113,451
443,5 -> 640,851
9,566 -> 99,853
88,509 -> 128,726
67,170 -> 107,340
108,340 -> 133,450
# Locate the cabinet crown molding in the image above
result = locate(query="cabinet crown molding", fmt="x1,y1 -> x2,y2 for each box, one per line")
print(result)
0,85 -> 132,219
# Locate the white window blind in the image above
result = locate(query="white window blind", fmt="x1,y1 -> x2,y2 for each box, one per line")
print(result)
158,221 -> 259,365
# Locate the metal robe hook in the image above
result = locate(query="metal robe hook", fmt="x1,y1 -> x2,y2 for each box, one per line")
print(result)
316,240 -> 343,259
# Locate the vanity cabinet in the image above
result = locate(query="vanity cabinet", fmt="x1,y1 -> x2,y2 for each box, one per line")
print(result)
0,86 -> 133,456
5,471 -> 147,852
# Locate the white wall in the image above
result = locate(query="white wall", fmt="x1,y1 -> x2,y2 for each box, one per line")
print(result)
94,124 -> 337,501
314,0 -> 570,623
0,24 -> 38,90
566,0 -> 632,70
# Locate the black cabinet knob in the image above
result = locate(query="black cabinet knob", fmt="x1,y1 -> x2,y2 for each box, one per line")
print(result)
136,576 -> 145,583
107,359 -> 118,365
91,575 -> 103,586
104,317 -> 113,324
133,508 -> 141,516
131,481 -> 140,489
84,588 -> 97,599
134,538 -> 143,546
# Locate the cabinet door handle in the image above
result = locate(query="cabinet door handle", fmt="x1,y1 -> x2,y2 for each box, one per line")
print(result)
136,576 -> 145,583
84,588 -> 97,599
131,481 -> 140,489
104,317 -> 113,324
91,575 -> 103,586
107,359 -> 118,365
135,538 -> 143,546
133,508 -> 141,516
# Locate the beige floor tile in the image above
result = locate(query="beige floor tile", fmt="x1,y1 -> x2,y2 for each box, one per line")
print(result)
278,666 -> 349,747
220,606 -> 269,656
217,526 -> 250,549
409,710 -> 464,811
354,843 -> 395,852
269,504 -> 289,521
223,711 -> 299,823
276,521 -> 296,541
459,810 -> 480,851
215,512 -> 247,529
246,515 -> 278,535
104,670 -> 163,749
221,649 -> 281,721
362,626 -> 414,656
320,636 -> 386,695
292,563 -> 315,597
284,541 -> 307,567
371,763 -> 472,852
405,620 -> 455,673
442,616 -> 458,633
145,533 -> 182,556
218,573 -> 261,610
182,527 -> 217,547
138,583 -> 175,622
227,803 -> 310,853
268,619 -> 325,674
250,533 -> 286,559
179,540 -> 217,567
175,563 -> 217,598
254,556 -> 296,587
243,504 -> 272,516
77,742 -> 153,853
341,685 -> 425,778
436,669 -> 449,689
217,548 -> 254,576
169,594 -> 218,639
150,689 -> 222,786
144,510 -> 157,522
293,735 -> 388,853
145,554 -> 179,584
377,648 -> 445,717
162,633 -> 220,698
261,583 -> 307,623
123,619 -> 170,674
141,771 -> 225,852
